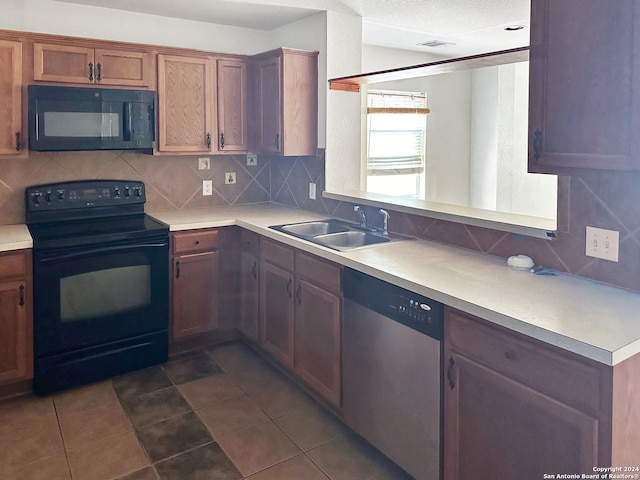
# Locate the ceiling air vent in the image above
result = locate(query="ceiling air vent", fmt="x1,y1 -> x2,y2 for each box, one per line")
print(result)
418,40 -> 456,48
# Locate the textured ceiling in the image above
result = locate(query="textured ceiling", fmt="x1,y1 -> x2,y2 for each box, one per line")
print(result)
55,0 -> 530,55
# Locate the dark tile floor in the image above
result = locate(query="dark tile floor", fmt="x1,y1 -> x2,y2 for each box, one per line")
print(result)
0,343 -> 412,480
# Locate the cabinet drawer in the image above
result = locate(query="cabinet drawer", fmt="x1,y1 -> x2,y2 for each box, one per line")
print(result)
445,308 -> 604,415
261,239 -> 294,271
296,252 -> 341,295
172,230 -> 218,254
0,251 -> 29,280
240,229 -> 260,257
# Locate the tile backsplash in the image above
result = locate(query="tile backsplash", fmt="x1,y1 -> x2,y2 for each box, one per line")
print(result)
3,149 -> 640,293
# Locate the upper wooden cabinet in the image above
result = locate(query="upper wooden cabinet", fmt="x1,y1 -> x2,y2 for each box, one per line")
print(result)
33,43 -> 151,86
250,48 -> 318,156
157,54 -> 214,153
0,40 -> 23,157
528,0 -> 640,172
215,57 -> 247,153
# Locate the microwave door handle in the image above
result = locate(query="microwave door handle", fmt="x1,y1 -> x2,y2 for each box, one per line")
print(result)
123,103 -> 133,141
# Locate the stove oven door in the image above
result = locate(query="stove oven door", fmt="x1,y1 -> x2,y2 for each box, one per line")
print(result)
32,236 -> 169,394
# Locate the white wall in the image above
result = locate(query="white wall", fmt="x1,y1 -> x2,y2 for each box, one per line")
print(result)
324,10 -> 362,191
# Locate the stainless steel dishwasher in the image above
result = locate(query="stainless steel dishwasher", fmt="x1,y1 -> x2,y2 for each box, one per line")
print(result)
342,268 -> 443,480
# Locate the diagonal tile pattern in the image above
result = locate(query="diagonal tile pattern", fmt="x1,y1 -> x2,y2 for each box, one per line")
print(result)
0,342 -> 409,480
2,146 -> 638,290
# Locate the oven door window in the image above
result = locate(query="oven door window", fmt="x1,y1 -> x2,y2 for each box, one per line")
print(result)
34,241 -> 168,357
60,265 -> 150,322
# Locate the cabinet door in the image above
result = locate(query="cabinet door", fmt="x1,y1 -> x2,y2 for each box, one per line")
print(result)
260,261 -> 294,368
171,251 -> 219,339
443,352 -> 599,479
239,250 -> 259,342
281,51 -> 318,156
528,0 -> 640,172
94,49 -> 150,87
0,280 -> 32,384
216,58 -> 247,152
157,54 -> 213,153
33,43 -> 94,84
0,40 -> 23,156
254,56 -> 282,153
294,279 -> 341,406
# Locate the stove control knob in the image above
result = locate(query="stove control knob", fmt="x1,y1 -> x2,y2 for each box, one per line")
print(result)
113,187 -> 120,197
58,191 -> 65,200
44,192 -> 52,203
124,187 -> 131,197
31,193 -> 41,205
133,186 -> 142,197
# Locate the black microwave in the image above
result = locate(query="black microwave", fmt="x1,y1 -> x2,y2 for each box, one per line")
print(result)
28,85 -> 156,151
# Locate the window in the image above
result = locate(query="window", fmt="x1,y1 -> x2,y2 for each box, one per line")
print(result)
366,90 -> 428,199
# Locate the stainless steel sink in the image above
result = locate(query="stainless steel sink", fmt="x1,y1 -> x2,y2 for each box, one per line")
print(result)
313,230 -> 389,250
281,221 -> 349,237
270,219 -> 409,251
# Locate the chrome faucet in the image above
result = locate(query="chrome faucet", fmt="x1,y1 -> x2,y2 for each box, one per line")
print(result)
379,209 -> 390,235
354,205 -> 367,229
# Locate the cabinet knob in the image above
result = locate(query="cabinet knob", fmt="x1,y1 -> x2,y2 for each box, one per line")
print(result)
194,240 -> 200,246
533,129 -> 542,161
447,356 -> 456,390
504,350 -> 516,361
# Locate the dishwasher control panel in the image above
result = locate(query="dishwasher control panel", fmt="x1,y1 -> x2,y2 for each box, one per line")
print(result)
343,267 -> 443,340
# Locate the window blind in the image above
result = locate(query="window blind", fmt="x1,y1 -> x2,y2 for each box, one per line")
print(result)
366,91 -> 428,175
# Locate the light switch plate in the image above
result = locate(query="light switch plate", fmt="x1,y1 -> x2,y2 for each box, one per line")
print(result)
585,226 -> 619,262
225,172 -> 236,185
247,154 -> 257,166
309,183 -> 316,200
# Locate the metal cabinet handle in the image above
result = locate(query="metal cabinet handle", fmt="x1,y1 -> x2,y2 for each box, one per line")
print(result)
96,63 -> 102,82
88,62 -> 94,81
15,132 -> 21,151
206,133 -> 212,150
275,133 -> 280,150
447,356 -> 456,390
251,261 -> 257,279
220,132 -> 225,149
175,260 -> 180,279
296,284 -> 302,304
533,129 -> 542,162
286,277 -> 292,298
19,284 -> 24,306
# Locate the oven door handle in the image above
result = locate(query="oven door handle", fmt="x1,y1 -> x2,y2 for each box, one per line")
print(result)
39,242 -> 168,263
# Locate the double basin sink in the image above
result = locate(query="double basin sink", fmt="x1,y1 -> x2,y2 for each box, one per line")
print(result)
270,219 -> 408,251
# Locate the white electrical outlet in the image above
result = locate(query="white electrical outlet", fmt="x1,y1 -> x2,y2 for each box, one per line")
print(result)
309,182 -> 316,200
247,154 -> 258,166
202,180 -> 213,196
198,157 -> 210,170
585,226 -> 619,262
225,172 -> 236,185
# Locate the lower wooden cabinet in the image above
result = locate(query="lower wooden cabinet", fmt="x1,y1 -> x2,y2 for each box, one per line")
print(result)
170,229 -> 220,340
294,252 -> 341,407
0,250 -> 33,386
238,230 -> 260,342
259,238 -> 342,406
443,307 -> 640,477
